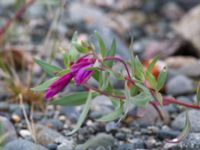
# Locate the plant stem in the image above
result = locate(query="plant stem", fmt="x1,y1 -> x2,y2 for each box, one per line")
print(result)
104,56 -> 133,84
84,83 -> 200,110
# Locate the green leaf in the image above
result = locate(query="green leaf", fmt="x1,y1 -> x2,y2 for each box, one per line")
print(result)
166,111 -> 190,143
31,77 -> 59,91
63,53 -> 70,68
146,70 -> 157,90
128,37 -> 135,76
156,67 -> 167,91
50,92 -> 97,106
128,36 -> 134,61
34,58 -> 61,76
146,56 -> 159,73
100,71 -> 110,90
69,31 -> 79,61
107,70 -> 124,80
97,101 -> 123,122
108,38 -> 116,56
72,42 -> 89,53
95,31 -> 106,57
196,83 -> 200,105
106,39 -> 116,67
92,70 -> 100,81
68,92 -> 93,135
134,56 -> 145,81
131,92 -> 152,108
135,82 -> 149,93
130,85 -> 139,96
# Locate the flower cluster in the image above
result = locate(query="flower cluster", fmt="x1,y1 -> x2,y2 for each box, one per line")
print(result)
45,55 -> 96,100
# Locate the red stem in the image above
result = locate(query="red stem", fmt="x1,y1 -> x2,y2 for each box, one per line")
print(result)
0,0 -> 35,37
104,56 -> 133,84
84,83 -> 200,110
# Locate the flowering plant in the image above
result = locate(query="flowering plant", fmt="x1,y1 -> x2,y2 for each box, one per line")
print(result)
33,32 -> 200,142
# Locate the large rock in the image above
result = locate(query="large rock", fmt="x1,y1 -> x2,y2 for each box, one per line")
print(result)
3,139 -> 47,150
75,133 -> 115,150
143,38 -> 198,60
117,138 -> 146,150
166,75 -> 193,96
0,116 -> 17,144
126,104 -> 170,126
178,61 -> 200,78
35,125 -> 74,149
172,110 -> 200,132
173,5 -> 200,57
165,56 -> 197,69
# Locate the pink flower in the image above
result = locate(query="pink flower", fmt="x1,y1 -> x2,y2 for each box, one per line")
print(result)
45,55 -> 95,100
45,73 -> 73,100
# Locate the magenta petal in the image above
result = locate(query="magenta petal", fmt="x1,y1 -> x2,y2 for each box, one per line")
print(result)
74,65 -> 93,85
45,73 -> 73,100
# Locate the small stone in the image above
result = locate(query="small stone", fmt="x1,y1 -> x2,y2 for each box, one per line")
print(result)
39,119 -> 63,131
35,125 -> 74,149
0,116 -> 17,144
57,143 -> 70,150
60,106 -> 80,123
75,133 -> 115,150
157,128 -> 180,140
181,133 -> 200,150
19,130 -> 31,138
11,114 -> 21,123
172,110 -> 200,132
0,102 -> 9,111
117,138 -> 145,150
3,139 -> 48,150
105,122 -> 118,132
47,143 -> 57,150
166,75 -> 193,96
161,2 -> 184,21
59,115 -> 66,122
115,132 -> 126,141
163,143 -> 181,150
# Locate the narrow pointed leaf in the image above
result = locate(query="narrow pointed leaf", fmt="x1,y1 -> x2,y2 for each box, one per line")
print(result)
131,92 -> 152,108
68,92 -> 93,135
72,42 -> 89,53
146,70 -> 157,90
101,71 -> 110,90
134,56 -> 145,81
156,67 -> 167,91
106,38 -> 116,67
97,103 -> 123,122
31,77 -> 59,91
146,56 -> 159,73
95,32 -> 106,57
50,92 -> 97,106
34,58 -> 61,76
166,111 -> 190,143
